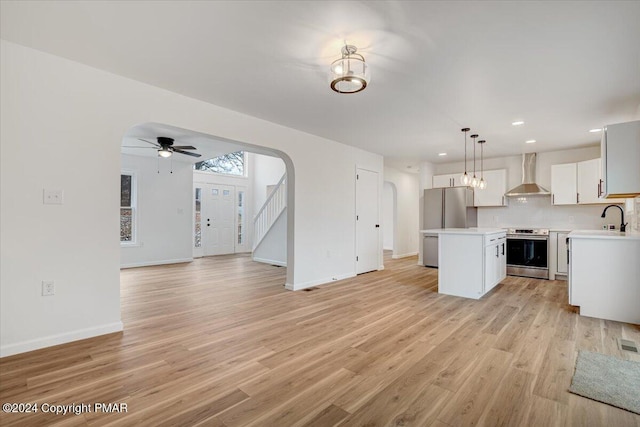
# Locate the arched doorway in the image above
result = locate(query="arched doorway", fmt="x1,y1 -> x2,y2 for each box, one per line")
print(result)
382,181 -> 398,258
120,122 -> 295,287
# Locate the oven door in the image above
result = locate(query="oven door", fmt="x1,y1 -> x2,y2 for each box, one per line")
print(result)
506,236 -> 549,270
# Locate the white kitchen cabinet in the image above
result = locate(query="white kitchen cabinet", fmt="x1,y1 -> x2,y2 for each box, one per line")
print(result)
432,173 -> 467,188
551,163 -> 577,205
568,231 -> 640,324
601,120 -> 640,198
435,229 -> 507,299
577,158 -> 600,204
484,235 -> 507,291
474,169 -> 507,207
552,159 -> 625,205
556,232 -> 569,275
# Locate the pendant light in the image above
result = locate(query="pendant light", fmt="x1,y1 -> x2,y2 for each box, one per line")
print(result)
470,134 -> 479,187
460,128 -> 471,185
478,140 -> 487,189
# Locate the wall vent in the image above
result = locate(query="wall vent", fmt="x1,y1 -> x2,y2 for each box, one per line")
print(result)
619,339 -> 639,353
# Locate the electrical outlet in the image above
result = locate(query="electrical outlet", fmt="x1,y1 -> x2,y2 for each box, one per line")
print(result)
43,189 -> 64,205
42,280 -> 55,296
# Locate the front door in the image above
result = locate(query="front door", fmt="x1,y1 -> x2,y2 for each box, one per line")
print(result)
356,168 -> 379,274
203,184 -> 235,256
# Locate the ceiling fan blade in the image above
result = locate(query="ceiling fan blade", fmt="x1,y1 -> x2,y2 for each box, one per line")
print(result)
122,146 -> 155,148
172,145 -> 197,150
138,138 -> 161,147
173,148 -> 201,158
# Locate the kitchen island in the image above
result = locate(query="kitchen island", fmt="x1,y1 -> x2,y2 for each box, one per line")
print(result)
421,228 -> 507,299
568,230 -> 640,324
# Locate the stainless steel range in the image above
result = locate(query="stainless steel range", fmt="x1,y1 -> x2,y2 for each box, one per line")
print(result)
506,228 -> 550,279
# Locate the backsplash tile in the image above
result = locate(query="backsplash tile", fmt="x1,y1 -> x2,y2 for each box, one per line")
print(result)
477,196 -> 626,230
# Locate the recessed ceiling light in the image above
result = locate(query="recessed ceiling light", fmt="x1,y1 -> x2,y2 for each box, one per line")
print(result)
589,128 -> 602,133
438,152 -> 447,156
512,121 -> 525,126
525,139 -> 536,144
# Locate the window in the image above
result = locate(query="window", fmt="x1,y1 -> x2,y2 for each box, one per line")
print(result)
237,190 -> 245,245
120,173 -> 136,243
194,151 -> 245,176
194,187 -> 202,248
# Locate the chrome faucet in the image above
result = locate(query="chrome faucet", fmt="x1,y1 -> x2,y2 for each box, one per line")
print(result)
601,204 -> 627,232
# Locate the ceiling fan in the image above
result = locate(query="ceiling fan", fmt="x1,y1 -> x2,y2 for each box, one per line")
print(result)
124,136 -> 201,158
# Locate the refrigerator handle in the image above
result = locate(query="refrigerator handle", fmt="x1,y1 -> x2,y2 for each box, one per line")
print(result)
442,189 -> 446,228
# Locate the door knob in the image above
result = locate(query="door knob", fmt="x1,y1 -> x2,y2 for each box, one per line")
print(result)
375,224 -> 380,228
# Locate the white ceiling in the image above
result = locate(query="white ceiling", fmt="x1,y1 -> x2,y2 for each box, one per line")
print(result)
2,1 -> 639,169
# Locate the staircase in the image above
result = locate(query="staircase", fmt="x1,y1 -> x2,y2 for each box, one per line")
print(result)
253,174 -> 286,259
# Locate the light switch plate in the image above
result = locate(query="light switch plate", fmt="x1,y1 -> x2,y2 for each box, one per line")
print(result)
43,189 -> 64,205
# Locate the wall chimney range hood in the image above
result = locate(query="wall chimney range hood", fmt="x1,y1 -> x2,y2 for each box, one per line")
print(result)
505,153 -> 550,197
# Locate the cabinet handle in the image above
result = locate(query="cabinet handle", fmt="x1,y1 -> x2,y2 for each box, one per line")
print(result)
496,245 -> 499,258
502,243 -> 505,255
598,179 -> 603,198
576,193 -> 579,204
552,194 -> 555,204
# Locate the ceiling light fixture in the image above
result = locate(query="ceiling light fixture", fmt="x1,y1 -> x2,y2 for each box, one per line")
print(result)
438,152 -> 447,156
589,128 -> 602,133
525,139 -> 536,144
461,128 -> 471,185
158,147 -> 172,158
330,44 -> 370,94
512,121 -> 525,126
470,134 -> 479,188
478,140 -> 487,190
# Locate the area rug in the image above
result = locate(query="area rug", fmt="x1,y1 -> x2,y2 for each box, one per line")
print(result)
569,350 -> 640,414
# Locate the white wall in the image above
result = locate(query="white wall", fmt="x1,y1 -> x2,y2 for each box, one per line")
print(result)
0,40 -> 383,356
427,146 -> 624,230
120,154 -> 193,268
250,153 -> 286,216
382,182 -> 394,250
383,166 -> 420,259
253,210 -> 287,266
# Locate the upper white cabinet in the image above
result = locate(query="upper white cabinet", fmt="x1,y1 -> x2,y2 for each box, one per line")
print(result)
432,172 -> 467,188
601,120 -> 640,198
551,163 -> 577,205
577,158 -> 601,204
551,159 -> 625,205
473,169 -> 507,207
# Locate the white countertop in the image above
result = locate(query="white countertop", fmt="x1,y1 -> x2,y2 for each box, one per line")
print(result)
421,228 -> 506,236
568,230 -> 640,240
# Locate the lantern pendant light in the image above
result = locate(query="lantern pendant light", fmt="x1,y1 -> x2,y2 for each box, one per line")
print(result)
478,140 -> 487,189
460,128 -> 471,185
470,134 -> 479,187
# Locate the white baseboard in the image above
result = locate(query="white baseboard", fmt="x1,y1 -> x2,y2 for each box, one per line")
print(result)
285,272 -> 356,291
0,321 -> 123,358
252,256 -> 287,267
392,252 -> 418,259
120,258 -> 193,269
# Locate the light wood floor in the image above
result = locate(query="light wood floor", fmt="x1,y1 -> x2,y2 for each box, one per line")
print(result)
1,253 -> 639,426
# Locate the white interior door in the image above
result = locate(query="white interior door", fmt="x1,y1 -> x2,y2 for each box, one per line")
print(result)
203,184 -> 235,256
356,168 -> 379,274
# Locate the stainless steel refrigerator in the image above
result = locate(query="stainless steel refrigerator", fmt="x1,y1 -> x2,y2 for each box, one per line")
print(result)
423,187 -> 477,267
